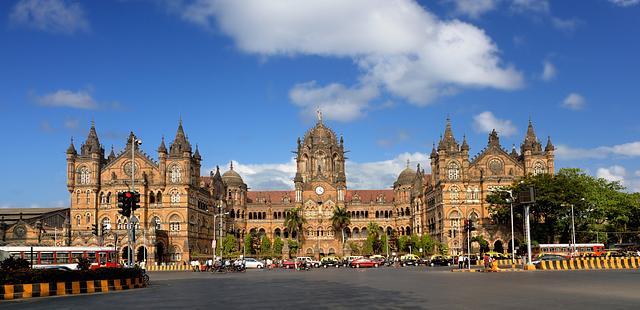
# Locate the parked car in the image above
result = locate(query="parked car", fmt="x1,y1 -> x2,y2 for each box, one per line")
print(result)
343,255 -> 364,266
350,258 -> 379,268
297,256 -> 321,268
320,256 -> 342,268
243,258 -> 265,269
281,259 -> 298,269
429,255 -> 453,266
400,254 -> 420,266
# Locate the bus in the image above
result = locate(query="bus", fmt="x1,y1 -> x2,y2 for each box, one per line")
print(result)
0,246 -> 119,270
534,243 -> 605,258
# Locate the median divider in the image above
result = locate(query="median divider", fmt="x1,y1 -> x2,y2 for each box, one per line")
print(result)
146,265 -> 191,272
537,257 -> 640,271
0,278 -> 145,301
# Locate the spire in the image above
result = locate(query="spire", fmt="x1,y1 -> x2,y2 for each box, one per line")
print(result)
521,119 -> 542,153
229,161 -> 234,170
169,119 -> 191,156
461,135 -> 469,151
488,129 -> 500,147
80,121 -> 101,155
108,145 -> 116,161
545,136 -> 555,152
194,144 -> 201,160
406,159 -> 410,168
66,137 -> 77,155
158,136 -> 167,154
440,117 -> 459,152
430,142 -> 437,158
510,144 -> 518,157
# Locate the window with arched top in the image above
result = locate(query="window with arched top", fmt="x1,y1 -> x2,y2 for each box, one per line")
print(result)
533,162 -> 546,175
170,190 -> 180,204
447,161 -> 460,180
101,217 -> 111,231
449,186 -> 460,200
85,212 -> 91,224
86,190 -> 91,204
79,166 -> 90,185
170,165 -> 181,183
169,214 -> 181,231
76,191 -> 80,204
75,215 -> 81,226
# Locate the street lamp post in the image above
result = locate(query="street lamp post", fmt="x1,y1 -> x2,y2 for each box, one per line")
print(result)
214,207 -> 229,263
504,190 -> 516,265
129,136 -> 142,266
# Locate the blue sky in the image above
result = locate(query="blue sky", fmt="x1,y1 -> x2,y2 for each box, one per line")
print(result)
1,0 -> 639,209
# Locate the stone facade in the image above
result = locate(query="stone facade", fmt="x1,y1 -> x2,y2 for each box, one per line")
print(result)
66,121 -> 224,264
425,119 -> 555,255
0,208 -> 70,246
66,116 -> 554,260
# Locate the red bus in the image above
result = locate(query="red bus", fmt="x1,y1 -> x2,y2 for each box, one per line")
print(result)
0,246 -> 119,270
535,243 -> 605,258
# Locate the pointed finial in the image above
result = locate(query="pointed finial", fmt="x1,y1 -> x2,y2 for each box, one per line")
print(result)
91,118 -> 95,127
230,160 -> 234,170
406,159 -> 410,168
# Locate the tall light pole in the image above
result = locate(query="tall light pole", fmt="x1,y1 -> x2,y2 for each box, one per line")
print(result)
505,190 -> 515,265
571,203 -> 576,257
129,135 -> 142,267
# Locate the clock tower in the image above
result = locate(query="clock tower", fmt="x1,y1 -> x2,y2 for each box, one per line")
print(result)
293,110 -> 347,257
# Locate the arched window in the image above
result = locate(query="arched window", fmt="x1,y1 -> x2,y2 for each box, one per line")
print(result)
447,161 -> 460,180
533,162 -> 546,175
170,190 -> 180,204
156,191 -> 163,204
170,165 -> 181,183
131,215 -> 141,230
106,192 -> 111,204
100,192 -> 105,204
170,245 -> 182,262
101,217 -> 111,231
152,216 -> 161,230
169,214 -> 181,231
85,212 -> 91,224
449,210 -> 460,230
75,215 -> 81,226
149,192 -> 155,204
76,191 -> 80,204
86,190 -> 91,204
449,186 -> 460,200
79,167 -> 90,185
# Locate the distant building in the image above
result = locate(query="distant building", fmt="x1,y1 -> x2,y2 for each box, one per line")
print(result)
0,208 -> 70,246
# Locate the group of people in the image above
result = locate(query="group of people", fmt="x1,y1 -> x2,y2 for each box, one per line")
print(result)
456,255 -> 472,269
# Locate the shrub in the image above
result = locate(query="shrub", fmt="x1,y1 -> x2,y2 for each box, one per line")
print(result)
0,267 -> 144,285
1,256 -> 31,272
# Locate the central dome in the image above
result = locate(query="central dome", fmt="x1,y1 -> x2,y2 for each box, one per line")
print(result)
396,166 -> 416,186
222,162 -> 245,186
302,122 -> 338,146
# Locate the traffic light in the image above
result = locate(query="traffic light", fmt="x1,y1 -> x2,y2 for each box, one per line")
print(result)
132,191 -> 141,211
118,192 -> 132,217
91,224 -> 99,236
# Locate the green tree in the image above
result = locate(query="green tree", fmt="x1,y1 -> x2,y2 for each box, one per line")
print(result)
244,233 -> 254,255
331,206 -> 351,246
284,207 -> 306,252
260,236 -> 272,257
420,234 -> 436,255
437,242 -> 449,256
222,234 -> 238,256
287,239 -> 299,255
398,235 -> 409,253
486,168 -> 640,245
273,237 -> 284,255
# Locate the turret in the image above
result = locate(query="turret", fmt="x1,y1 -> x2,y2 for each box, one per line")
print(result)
521,119 -> 542,155
66,137 -> 77,192
488,129 -> 500,147
158,136 -> 167,186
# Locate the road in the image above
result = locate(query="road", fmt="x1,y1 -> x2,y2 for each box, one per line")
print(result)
3,267 -> 639,309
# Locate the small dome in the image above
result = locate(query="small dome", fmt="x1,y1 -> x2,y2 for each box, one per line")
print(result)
222,162 -> 244,186
396,167 -> 416,185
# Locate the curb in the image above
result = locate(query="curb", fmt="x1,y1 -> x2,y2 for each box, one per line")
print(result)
0,278 -> 145,301
147,265 -> 191,272
537,257 -> 640,271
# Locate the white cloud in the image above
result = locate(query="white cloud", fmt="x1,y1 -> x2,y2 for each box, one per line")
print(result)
9,0 -> 90,34
541,59 -> 556,81
472,111 -> 518,137
510,0 -> 550,13
555,141 -> 640,160
596,165 -> 626,183
450,0 -> 498,18
171,0 -> 523,112
35,89 -> 98,109
561,92 -> 585,110
215,152 -> 430,190
289,81 -> 379,122
636,170 -> 640,177
609,0 -> 640,7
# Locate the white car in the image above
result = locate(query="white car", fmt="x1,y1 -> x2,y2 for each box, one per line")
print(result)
296,256 -> 321,268
243,258 -> 265,269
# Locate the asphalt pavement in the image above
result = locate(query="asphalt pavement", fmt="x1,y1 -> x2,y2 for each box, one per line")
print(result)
3,267 -> 639,309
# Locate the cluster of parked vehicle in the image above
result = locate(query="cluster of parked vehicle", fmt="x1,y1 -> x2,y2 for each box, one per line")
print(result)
274,254 -> 471,269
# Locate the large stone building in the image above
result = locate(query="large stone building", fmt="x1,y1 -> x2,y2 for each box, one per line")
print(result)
66,115 -> 554,263
0,208 -> 70,246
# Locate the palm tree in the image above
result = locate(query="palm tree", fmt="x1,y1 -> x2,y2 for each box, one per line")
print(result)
284,207 -> 306,246
331,206 -> 351,247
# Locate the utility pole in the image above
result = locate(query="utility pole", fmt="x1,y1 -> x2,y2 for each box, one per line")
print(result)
129,135 -> 142,267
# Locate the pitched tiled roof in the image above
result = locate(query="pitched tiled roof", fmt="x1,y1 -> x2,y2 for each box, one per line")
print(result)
345,189 -> 394,203
246,191 -> 294,203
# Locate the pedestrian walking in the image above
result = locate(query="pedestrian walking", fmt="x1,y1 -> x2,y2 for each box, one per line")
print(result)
457,255 -> 464,269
